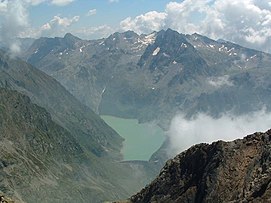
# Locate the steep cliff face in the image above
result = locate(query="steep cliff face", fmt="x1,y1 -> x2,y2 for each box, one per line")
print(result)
129,130 -> 271,203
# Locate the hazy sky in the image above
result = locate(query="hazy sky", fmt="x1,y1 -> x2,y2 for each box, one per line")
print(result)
1,0 -> 271,53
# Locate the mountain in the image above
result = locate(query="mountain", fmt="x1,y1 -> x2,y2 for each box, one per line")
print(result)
122,129 -> 271,203
22,29 -> 271,167
23,31 -> 152,113
0,50 -> 157,202
23,29 -> 271,127
0,88 -> 86,202
0,49 -> 122,159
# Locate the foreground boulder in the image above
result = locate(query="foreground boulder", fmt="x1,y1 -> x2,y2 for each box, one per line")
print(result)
126,129 -> 271,203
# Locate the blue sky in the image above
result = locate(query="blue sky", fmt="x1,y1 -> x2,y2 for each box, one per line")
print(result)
29,0 -> 170,27
1,0 -> 271,53
25,0 -> 173,38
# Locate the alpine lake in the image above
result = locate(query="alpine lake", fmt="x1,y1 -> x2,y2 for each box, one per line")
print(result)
101,115 -> 165,161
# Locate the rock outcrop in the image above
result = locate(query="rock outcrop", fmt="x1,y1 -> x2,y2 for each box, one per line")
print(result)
128,130 -> 271,203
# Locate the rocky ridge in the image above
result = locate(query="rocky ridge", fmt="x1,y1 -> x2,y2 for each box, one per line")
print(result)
126,130 -> 271,203
0,51 -> 157,202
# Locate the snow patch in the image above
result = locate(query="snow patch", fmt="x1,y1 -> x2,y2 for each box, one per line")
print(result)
163,52 -> 170,57
250,54 -> 257,59
181,43 -> 187,48
152,47 -> 160,56
208,75 -> 233,87
79,45 -> 85,53
227,48 -> 234,53
219,45 -> 225,52
102,87 -> 106,94
138,33 -> 156,46
144,33 -> 156,44
209,44 -> 215,48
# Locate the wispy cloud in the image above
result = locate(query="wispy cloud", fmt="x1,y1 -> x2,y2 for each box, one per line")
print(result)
109,0 -> 119,3
0,0 -> 29,54
23,15 -> 80,38
50,0 -> 75,6
73,25 -> 113,39
87,9 -> 97,16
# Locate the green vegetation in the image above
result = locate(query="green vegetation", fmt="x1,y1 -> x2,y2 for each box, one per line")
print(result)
102,115 -> 165,161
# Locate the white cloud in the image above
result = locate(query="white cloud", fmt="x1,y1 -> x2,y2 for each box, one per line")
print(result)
19,14 -> 80,38
0,0 -> 29,54
120,11 -> 167,34
168,110 -> 271,156
109,0 -> 119,3
49,15 -> 79,27
120,0 -> 271,53
26,0 -> 46,5
74,25 -> 113,39
0,0 -> 80,54
0,0 -> 8,13
87,9 -> 97,16
50,0 -> 74,6
35,15 -> 79,37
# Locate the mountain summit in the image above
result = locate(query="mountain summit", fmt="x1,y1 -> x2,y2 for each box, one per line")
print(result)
126,130 -> 271,203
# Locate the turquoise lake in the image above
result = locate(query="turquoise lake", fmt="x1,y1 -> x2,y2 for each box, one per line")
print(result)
101,115 -> 165,161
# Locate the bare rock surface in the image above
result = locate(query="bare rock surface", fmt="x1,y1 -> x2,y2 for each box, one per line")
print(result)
129,130 -> 271,203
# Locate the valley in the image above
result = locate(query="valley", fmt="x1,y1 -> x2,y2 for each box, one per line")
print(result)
16,28 -> 271,202
0,1 -> 271,200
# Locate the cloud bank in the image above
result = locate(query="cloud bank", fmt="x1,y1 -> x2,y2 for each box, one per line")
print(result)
168,110 -> 271,156
0,0 -> 29,54
120,0 -> 271,53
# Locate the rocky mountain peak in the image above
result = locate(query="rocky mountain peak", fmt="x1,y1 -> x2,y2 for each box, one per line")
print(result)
128,129 -> 271,203
62,32 -> 82,49
63,32 -> 81,41
138,28 -> 210,79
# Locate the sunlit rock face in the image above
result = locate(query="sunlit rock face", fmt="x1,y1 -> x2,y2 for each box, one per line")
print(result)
129,130 -> 271,203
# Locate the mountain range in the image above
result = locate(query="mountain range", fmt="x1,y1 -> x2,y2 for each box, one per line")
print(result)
0,28 -> 271,202
23,29 -> 271,128
21,28 -> 271,168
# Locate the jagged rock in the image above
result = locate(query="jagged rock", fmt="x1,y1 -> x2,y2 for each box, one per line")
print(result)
0,194 -> 15,203
128,130 -> 271,203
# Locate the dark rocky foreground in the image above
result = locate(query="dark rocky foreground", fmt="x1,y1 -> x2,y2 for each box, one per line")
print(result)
116,129 -> 271,203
